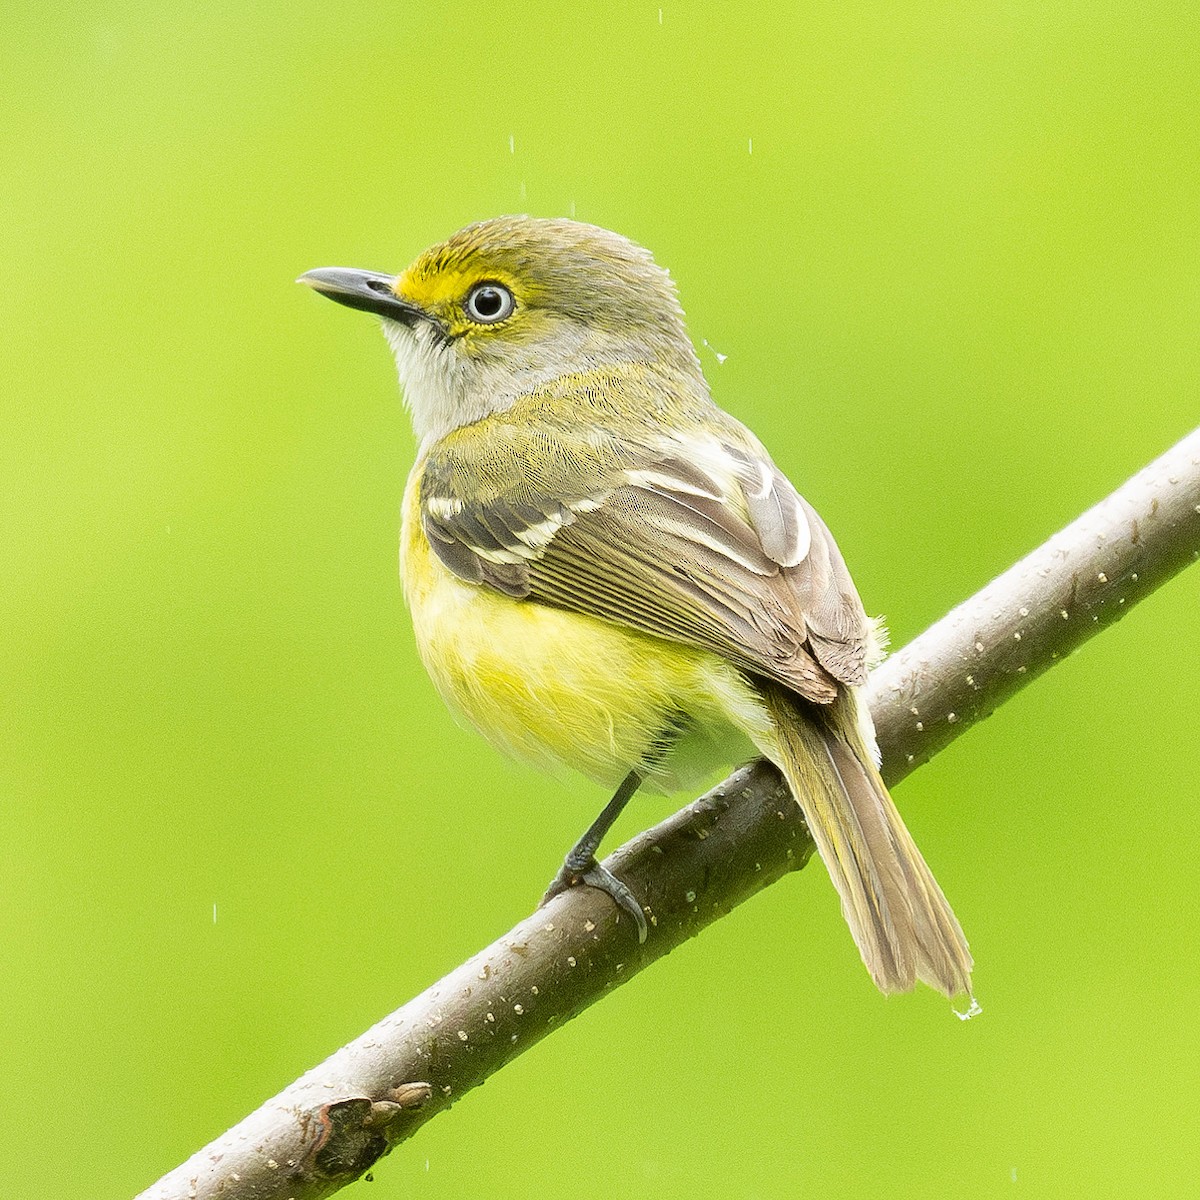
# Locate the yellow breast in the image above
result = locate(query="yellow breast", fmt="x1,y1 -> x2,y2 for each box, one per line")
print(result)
399,463 -> 769,790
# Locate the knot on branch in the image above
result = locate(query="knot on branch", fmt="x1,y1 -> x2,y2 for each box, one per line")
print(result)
308,1082 -> 432,1181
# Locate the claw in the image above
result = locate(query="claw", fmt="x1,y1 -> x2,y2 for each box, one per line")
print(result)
542,858 -> 649,944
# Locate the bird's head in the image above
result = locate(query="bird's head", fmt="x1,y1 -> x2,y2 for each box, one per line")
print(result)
300,216 -> 704,445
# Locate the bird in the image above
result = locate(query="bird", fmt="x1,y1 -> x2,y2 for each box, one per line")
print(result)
300,216 -> 972,997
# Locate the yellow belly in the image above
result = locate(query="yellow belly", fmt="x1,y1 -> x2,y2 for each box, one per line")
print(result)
400,467 -> 772,791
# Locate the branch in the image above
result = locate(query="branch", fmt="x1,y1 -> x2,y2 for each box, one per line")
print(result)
138,427 -> 1200,1200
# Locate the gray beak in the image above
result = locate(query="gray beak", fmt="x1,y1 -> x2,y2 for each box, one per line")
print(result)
298,267 -> 427,326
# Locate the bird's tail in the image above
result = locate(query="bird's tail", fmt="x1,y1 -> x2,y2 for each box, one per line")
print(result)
757,680 -> 972,998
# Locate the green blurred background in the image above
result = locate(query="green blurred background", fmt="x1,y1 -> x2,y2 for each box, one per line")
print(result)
3,2 -> 1198,1196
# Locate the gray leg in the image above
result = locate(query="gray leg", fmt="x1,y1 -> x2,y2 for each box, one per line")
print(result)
541,769 -> 649,943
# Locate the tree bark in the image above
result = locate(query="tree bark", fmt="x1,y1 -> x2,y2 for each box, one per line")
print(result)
138,426 -> 1200,1200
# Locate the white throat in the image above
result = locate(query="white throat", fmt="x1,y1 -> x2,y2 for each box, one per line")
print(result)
381,316 -> 645,450
380,319 -> 494,449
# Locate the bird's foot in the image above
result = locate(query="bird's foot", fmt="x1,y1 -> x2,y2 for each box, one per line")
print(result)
541,857 -> 649,944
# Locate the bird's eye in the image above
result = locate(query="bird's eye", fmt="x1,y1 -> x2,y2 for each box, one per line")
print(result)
464,282 -> 515,324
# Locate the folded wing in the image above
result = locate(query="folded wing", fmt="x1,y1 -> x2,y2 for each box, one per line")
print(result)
419,423 -> 870,704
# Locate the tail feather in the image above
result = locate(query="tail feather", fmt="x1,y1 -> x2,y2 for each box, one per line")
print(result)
759,681 -> 972,998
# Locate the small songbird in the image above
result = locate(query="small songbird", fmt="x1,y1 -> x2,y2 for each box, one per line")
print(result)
300,217 -> 972,997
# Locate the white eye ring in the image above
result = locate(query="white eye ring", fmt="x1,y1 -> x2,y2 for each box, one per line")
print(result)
464,282 -> 515,324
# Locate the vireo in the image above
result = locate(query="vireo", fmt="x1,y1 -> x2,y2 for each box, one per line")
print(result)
300,217 -> 971,997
